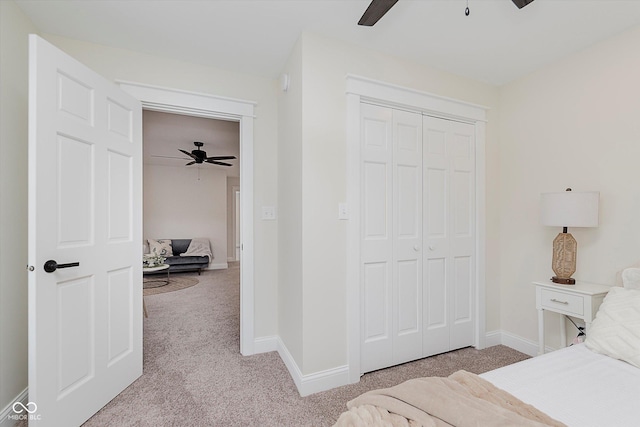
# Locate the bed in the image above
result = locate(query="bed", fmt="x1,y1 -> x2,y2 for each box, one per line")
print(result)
334,267 -> 640,427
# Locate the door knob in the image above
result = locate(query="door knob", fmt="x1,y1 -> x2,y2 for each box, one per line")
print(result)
429,245 -> 435,251
413,245 -> 420,252
43,260 -> 80,273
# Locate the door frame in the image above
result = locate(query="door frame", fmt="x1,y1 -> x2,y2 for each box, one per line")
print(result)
116,81 -> 257,355
345,75 -> 488,382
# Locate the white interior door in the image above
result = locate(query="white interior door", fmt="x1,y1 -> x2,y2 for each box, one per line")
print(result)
422,116 -> 475,357
28,35 -> 143,426
360,104 -> 423,373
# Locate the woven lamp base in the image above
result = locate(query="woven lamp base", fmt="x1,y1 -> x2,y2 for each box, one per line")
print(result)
551,232 -> 577,285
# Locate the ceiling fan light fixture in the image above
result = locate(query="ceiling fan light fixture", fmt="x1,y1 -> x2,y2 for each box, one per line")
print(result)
178,141 -> 236,167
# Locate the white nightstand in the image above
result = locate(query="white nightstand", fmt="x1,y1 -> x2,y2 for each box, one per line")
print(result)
533,279 -> 610,355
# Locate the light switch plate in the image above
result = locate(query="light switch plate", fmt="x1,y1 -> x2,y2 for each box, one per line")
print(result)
261,206 -> 277,220
338,203 -> 349,220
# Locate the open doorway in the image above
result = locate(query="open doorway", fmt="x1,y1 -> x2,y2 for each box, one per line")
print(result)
142,110 -> 240,270
118,81 -> 256,355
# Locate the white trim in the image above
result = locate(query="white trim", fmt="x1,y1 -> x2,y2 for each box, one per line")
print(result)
346,75 -> 488,123
117,81 -> 257,356
485,330 -> 553,357
206,262 -> 229,270
485,330 -> 503,348
346,75 -> 488,382
474,121 -> 487,351
0,388 -> 28,427
276,337 -> 350,397
253,335 -> 278,354
116,80 -> 256,117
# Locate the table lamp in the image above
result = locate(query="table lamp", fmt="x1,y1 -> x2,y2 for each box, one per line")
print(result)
540,188 -> 599,285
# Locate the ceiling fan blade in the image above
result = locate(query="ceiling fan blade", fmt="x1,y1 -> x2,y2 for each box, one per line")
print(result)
205,156 -> 236,161
179,149 -> 198,161
151,155 -> 190,160
205,159 -> 233,167
185,161 -> 196,166
512,0 -> 534,9
358,0 -> 399,26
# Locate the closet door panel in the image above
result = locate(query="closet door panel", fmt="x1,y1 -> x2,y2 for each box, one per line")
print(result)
361,104 -> 394,372
423,257 -> 450,356
392,110 -> 423,365
362,261 -> 393,371
449,121 -> 475,349
423,116 -> 451,356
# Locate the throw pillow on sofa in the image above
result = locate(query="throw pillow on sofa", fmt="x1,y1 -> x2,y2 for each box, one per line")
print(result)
148,239 -> 173,257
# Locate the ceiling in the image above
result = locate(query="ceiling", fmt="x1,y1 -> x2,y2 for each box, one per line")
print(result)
143,111 -> 240,177
16,0 -> 640,85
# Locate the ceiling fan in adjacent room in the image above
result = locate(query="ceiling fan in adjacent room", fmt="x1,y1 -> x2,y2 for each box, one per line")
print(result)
358,0 -> 535,26
152,141 -> 236,166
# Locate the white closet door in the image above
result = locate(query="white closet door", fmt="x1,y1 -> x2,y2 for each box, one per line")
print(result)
448,120 -> 475,350
361,105 -> 423,373
423,116 -> 475,357
361,104 -> 394,372
392,110 -> 423,365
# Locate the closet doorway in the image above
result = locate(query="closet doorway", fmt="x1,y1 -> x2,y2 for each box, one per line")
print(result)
346,75 -> 488,380
359,103 -> 476,373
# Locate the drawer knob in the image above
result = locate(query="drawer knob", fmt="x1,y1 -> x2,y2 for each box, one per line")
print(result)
550,298 -> 569,305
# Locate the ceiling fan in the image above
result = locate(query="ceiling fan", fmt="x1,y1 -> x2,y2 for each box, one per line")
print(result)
153,141 -> 236,166
358,0 -> 535,26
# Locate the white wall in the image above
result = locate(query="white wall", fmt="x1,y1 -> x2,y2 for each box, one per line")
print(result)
277,37 -> 304,368
498,25 -> 640,348
143,164 -> 228,268
283,32 -> 501,375
0,0 -> 36,415
42,34 -> 279,338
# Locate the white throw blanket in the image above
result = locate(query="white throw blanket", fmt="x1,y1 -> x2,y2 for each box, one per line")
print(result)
180,238 -> 213,261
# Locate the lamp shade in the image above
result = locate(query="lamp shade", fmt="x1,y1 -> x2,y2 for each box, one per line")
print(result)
540,191 -> 599,228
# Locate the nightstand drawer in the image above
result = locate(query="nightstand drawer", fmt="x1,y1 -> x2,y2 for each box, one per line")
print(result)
540,289 -> 584,316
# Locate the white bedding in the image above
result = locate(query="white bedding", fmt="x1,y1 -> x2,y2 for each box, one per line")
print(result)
481,343 -> 640,427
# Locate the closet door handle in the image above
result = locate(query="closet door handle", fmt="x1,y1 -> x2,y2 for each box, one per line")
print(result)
413,245 -> 420,252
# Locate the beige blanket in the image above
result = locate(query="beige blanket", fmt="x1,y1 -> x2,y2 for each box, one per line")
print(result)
180,237 -> 213,261
333,370 -> 566,427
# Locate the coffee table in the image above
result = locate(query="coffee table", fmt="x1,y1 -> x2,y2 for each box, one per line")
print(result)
142,264 -> 170,318
143,264 -> 170,287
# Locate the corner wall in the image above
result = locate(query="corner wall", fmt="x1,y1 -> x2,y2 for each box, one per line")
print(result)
498,25 -> 640,348
0,0 -> 37,417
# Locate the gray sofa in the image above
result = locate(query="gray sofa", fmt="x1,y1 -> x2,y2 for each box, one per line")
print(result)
155,239 -> 210,274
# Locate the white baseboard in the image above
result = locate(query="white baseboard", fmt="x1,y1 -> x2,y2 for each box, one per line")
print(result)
1,388 -> 28,427
262,331 -> 546,397
206,262 -> 228,270
275,337 -> 349,397
485,330 -> 554,357
253,335 -> 278,354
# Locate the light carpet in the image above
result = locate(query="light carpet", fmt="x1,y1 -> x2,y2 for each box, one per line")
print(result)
76,263 -> 529,426
143,275 -> 199,294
